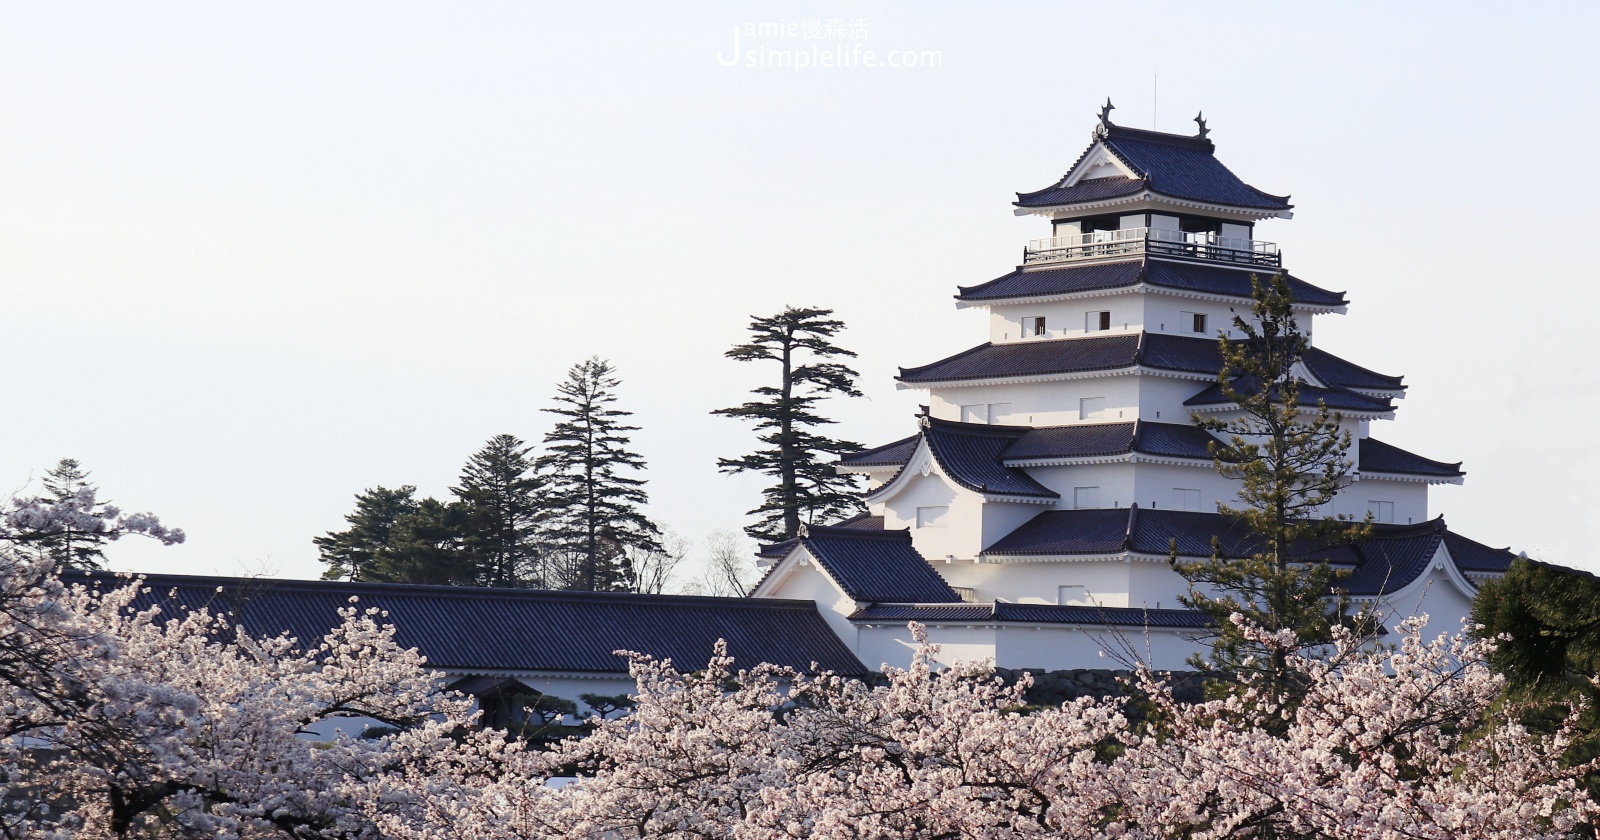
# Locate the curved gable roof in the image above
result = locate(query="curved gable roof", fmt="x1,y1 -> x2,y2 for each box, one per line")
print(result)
783,525 -> 962,604
1016,125 -> 1291,212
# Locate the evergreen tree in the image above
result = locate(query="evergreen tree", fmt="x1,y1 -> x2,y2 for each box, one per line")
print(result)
1173,273 -> 1370,693
537,357 -> 660,591
315,486 -> 479,585
711,306 -> 864,542
452,434 -> 546,588
315,486 -> 420,581
38,458 -> 110,571
367,498 -> 478,586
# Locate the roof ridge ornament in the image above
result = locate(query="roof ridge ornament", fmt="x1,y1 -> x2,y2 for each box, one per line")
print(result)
1194,111 -> 1209,139
1093,97 -> 1115,139
797,523 -> 810,539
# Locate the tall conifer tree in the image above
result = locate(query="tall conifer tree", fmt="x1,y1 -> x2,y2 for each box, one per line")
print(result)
1174,273 -> 1370,692
712,306 -> 864,542
315,485 -> 422,582
537,357 -> 660,591
452,434 -> 546,588
38,458 -> 110,571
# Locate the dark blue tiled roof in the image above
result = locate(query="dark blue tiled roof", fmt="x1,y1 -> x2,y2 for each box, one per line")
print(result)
1303,347 -> 1405,393
1000,421 -> 1219,463
1442,532 -> 1516,575
1183,378 -> 1394,413
1011,175 -> 1146,207
72,572 -> 867,676
849,601 -> 1211,629
1338,521 -> 1450,597
899,334 -> 1400,395
789,525 -> 962,604
920,417 -> 1057,499
1358,438 -> 1463,478
832,512 -> 886,530
898,334 -> 1139,384
955,261 -> 1347,309
1016,126 -> 1291,212
981,509 -> 1492,598
839,435 -> 920,468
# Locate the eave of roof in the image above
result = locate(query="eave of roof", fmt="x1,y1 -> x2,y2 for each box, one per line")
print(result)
69,571 -> 869,676
849,601 -> 1211,629
953,259 -> 1348,310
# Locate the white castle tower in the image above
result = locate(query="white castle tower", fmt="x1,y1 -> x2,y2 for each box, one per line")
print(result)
752,105 -> 1512,671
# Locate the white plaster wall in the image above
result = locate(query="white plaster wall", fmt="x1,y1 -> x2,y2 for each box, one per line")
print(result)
1136,376 -> 1213,422
928,375 -> 1143,427
1026,463 -> 1138,509
996,625 -> 1197,671
760,551 -> 863,646
881,471 -> 986,560
856,623 -> 997,671
1334,478 -> 1430,524
987,296 -> 1140,343
943,558 -> 1133,606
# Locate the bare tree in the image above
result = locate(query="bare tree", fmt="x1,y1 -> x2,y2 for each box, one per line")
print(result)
626,527 -> 690,595
696,529 -> 759,597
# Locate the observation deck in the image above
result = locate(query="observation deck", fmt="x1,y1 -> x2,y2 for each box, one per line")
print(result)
1023,227 -> 1280,269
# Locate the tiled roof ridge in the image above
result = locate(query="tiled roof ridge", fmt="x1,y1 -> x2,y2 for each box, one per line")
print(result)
1104,123 -> 1216,151
803,524 -> 914,542
924,414 -> 1035,440
838,433 -> 921,465
74,570 -> 819,610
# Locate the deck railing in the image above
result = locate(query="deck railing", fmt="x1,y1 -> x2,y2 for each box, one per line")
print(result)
1023,227 -> 1281,268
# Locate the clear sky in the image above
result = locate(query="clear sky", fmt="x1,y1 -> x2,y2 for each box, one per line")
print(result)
2,1 -> 1596,580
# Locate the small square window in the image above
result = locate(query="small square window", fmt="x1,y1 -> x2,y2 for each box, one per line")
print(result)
1172,488 -> 1201,511
1369,501 -> 1395,524
1086,310 -> 1111,332
1079,397 -> 1105,420
960,404 -> 987,424
1058,585 -> 1091,606
1021,316 -> 1047,337
916,506 -> 950,528
1072,486 -> 1101,509
987,403 -> 1012,424
1192,313 -> 1207,333
1180,311 -> 1208,334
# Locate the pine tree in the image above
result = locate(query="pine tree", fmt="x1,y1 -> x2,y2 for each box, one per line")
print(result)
711,306 -> 864,542
367,498 -> 478,586
39,458 -> 110,571
536,357 -> 660,591
1173,273 -> 1370,692
315,485 -> 422,582
452,434 -> 546,588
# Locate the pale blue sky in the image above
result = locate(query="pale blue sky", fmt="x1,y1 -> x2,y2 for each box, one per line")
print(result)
2,1 -> 1596,578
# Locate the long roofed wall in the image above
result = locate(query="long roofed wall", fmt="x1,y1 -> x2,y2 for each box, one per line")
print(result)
754,106 -> 1513,672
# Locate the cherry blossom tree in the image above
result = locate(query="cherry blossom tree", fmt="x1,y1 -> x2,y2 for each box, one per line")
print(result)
5,489 -> 1596,838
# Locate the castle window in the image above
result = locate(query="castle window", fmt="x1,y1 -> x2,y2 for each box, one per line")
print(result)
960,404 -> 987,424
1058,585 -> 1090,606
1079,397 -> 1105,421
1181,312 -> 1208,334
1072,486 -> 1101,509
1172,488 -> 1201,511
986,403 -> 1012,424
1021,316 -> 1047,337
916,506 -> 950,528
1086,310 -> 1112,332
1369,501 -> 1395,524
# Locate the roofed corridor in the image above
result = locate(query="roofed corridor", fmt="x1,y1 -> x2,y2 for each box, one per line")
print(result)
1024,227 -> 1280,269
